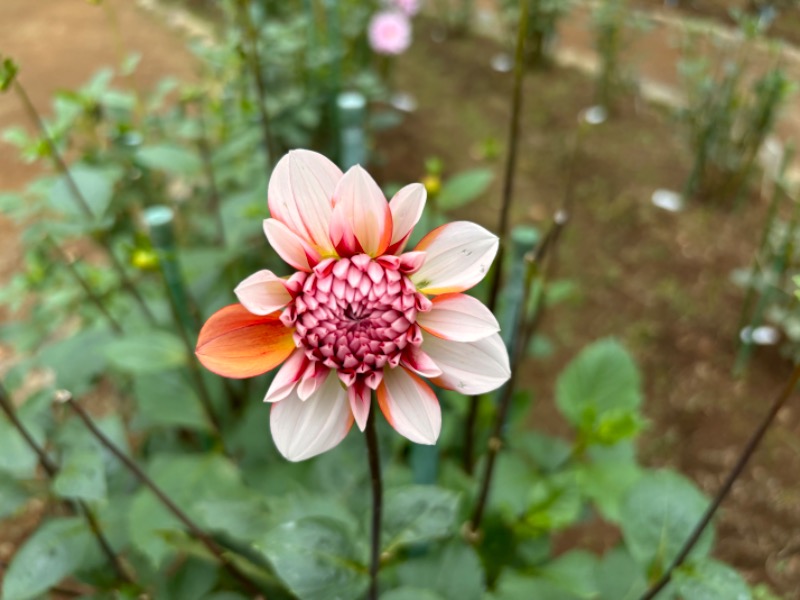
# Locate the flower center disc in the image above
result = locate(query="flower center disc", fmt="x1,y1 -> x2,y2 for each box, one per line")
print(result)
284,254 -> 423,378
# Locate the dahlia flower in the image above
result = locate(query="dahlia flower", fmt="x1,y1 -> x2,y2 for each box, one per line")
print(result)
368,11 -> 412,56
196,150 -> 510,461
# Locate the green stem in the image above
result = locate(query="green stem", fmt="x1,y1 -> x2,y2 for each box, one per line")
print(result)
364,409 -> 383,600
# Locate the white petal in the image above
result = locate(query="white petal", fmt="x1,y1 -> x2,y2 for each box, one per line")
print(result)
423,332 -> 510,395
264,349 -> 308,403
268,150 -> 341,253
388,183 -> 426,253
348,382 -> 371,431
417,293 -> 500,342
411,222 -> 498,294
377,367 -> 441,445
330,165 -> 392,256
235,269 -> 292,316
263,218 -> 319,272
270,370 -> 353,461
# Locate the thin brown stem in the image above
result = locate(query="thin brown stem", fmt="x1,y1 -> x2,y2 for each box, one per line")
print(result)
237,0 -> 278,172
13,79 -> 156,325
0,383 -> 133,585
44,236 -> 123,334
60,392 -> 264,596
466,212 -> 569,535
364,409 -> 383,600
463,0 -> 529,474
638,362 -> 800,600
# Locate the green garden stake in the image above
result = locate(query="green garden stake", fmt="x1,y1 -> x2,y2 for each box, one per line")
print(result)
337,91 -> 367,170
500,225 -> 540,358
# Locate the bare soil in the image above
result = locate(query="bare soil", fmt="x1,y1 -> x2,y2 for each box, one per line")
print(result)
379,22 -> 800,597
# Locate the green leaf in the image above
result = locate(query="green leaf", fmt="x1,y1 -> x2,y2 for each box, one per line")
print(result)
575,461 -> 642,523
47,163 -> 122,218
436,168 -> 494,211
620,470 -> 713,573
1,517 -> 91,600
106,331 -> 187,374
255,517 -> 368,600
396,541 -> 484,600
383,589 -> 445,600
673,559 -> 752,600
555,338 -> 641,429
490,571 -> 586,600
195,497 -> 272,543
156,558 -> 219,600
488,452 -> 539,516
132,370 -> 210,431
382,485 -> 460,552
0,57 -> 19,92
128,453 -> 249,568
0,472 -> 29,519
38,328 -> 116,396
516,431 -> 572,472
595,547 -> 647,600
135,144 -> 202,175
52,445 -> 106,502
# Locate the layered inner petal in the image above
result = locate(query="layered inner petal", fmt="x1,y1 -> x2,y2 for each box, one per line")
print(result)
264,348 -> 309,403
417,293 -> 500,342
411,221 -> 499,295
377,366 -> 441,445
235,269 -> 293,316
196,304 -> 297,379
263,218 -> 320,272
268,149 -> 341,253
387,183 -> 426,254
423,332 -> 510,395
270,370 -> 353,462
330,165 -> 393,257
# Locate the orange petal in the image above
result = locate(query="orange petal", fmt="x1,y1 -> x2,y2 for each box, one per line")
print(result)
196,304 -> 296,379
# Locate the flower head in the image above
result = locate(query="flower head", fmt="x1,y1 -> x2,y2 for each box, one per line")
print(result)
390,0 -> 421,17
196,150 -> 510,461
368,11 -> 412,56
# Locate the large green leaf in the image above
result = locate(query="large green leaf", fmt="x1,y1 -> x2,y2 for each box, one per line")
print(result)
574,460 -> 642,523
0,415 -> 43,479
555,338 -> 641,429
255,516 -> 368,600
0,472 -> 29,519
396,541 -> 484,600
135,144 -> 202,175
620,471 -> 713,572
383,589 -> 445,600
38,328 -> 116,396
594,547 -> 648,600
52,445 -> 106,502
105,331 -> 187,374
1,517 -> 91,600
673,559 -> 752,600
436,168 -> 495,211
132,370 -> 211,431
382,485 -> 460,552
47,163 -> 122,218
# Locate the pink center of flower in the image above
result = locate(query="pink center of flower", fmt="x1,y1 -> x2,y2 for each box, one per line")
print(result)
280,254 -> 431,386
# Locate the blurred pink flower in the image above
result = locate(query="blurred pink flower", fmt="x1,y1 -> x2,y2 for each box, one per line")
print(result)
196,150 -> 509,461
391,0 -> 421,17
368,11 -> 412,56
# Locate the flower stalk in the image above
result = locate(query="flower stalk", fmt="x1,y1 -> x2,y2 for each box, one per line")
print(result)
638,362 -> 800,600
463,0 -> 529,474
59,390 -> 265,596
0,382 -> 134,586
364,409 -> 383,600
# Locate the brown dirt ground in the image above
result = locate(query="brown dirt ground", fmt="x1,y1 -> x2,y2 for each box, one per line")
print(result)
378,22 -> 800,598
1,1 -> 800,598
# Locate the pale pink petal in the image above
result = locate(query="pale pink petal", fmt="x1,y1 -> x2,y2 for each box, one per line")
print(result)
377,367 -> 441,445
268,150 -> 341,253
263,218 -> 320,272
400,345 -> 442,378
411,222 -> 499,295
417,293 -> 500,342
264,349 -> 308,403
330,165 -> 393,257
423,332 -> 510,395
348,380 -> 371,431
387,183 -> 426,254
297,361 -> 327,400
234,269 -> 293,316
270,370 -> 353,462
